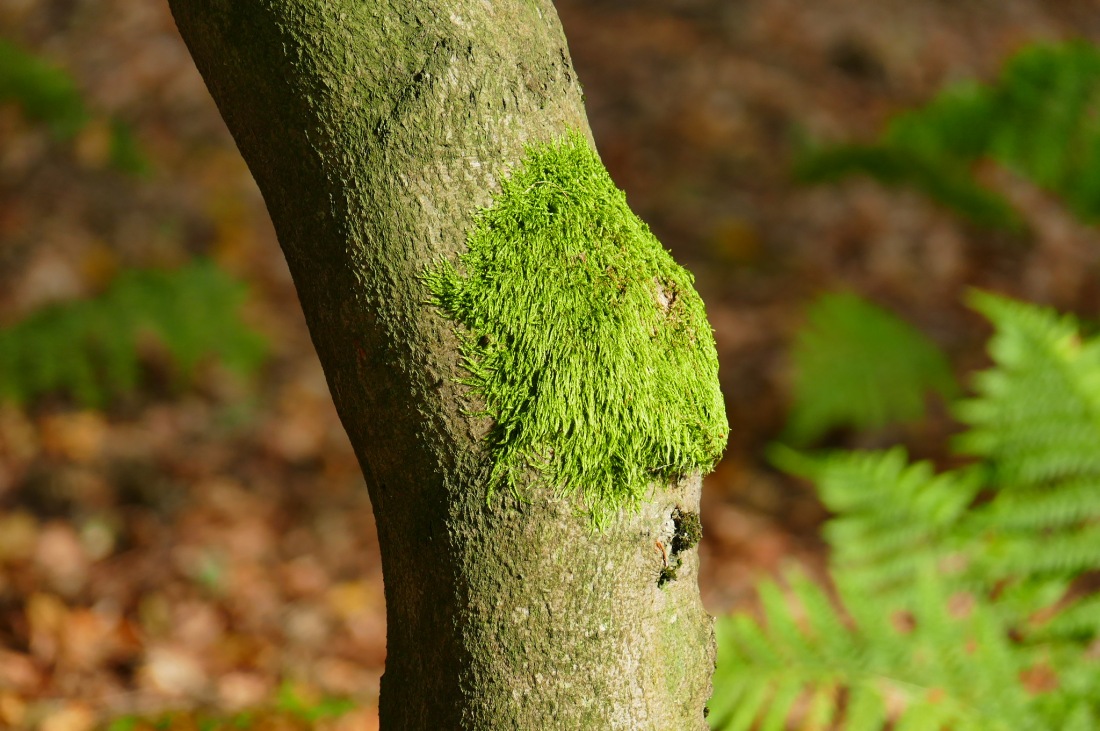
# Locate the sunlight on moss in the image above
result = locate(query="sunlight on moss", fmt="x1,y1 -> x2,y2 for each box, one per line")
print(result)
428,132 -> 728,525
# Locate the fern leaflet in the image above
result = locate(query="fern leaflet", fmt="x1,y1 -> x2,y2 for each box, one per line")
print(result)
785,293 -> 957,444
0,260 -> 267,408
714,293 -> 1100,729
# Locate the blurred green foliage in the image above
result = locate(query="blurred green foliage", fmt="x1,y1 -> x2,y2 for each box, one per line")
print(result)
0,38 -> 150,173
0,260 -> 267,408
106,116 -> 152,176
797,41 -> 1100,229
711,294 -> 1100,730
0,38 -> 89,138
785,291 -> 957,444
102,683 -> 357,730
273,683 -> 358,722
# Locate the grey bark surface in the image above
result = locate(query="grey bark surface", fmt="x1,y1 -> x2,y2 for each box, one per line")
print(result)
167,1 -> 717,728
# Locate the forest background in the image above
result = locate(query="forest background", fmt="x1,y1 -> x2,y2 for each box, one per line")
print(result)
2,0 -> 1100,729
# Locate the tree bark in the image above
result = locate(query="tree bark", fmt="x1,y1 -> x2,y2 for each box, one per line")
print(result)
167,1 -> 722,728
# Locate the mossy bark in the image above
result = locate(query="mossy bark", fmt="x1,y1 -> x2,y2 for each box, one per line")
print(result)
167,1 -> 719,728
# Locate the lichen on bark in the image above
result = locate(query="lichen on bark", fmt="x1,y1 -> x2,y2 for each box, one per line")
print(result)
429,132 -> 728,524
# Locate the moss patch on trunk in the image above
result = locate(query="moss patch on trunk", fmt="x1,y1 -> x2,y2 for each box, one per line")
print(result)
429,133 -> 727,525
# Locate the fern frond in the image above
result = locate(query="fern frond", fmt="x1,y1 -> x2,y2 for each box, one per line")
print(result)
712,576 -> 848,731
784,293 -> 957,444
977,528 -> 1100,578
800,683 -> 839,731
1061,705 -> 1100,731
0,260 -> 267,407
883,80 -> 996,160
795,41 -> 1100,226
775,446 -> 979,602
719,294 -> 1100,729
0,40 -> 150,172
0,39 -> 88,137
842,686 -> 887,731
1031,593 -> 1100,642
794,143 -> 1021,230
951,292 -> 1100,615
985,42 -> 1100,216
712,567 -> 1046,731
978,478 -> 1100,530
956,291 -> 1100,487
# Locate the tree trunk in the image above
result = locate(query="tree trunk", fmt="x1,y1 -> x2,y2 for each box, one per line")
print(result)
167,1 -> 726,728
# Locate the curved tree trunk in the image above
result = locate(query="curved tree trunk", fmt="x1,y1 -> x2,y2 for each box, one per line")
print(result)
167,1 -> 723,728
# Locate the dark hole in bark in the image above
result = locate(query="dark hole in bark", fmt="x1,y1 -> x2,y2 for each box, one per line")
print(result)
657,562 -> 680,588
657,508 -> 703,587
670,508 -> 702,555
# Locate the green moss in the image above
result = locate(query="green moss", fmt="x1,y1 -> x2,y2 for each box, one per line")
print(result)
429,132 -> 727,525
671,509 -> 702,554
657,560 -> 682,588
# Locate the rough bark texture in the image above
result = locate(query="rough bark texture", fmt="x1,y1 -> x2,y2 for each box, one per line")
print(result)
167,1 -> 718,728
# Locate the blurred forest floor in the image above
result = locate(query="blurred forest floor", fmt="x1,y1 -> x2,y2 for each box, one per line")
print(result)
2,0 -> 1100,728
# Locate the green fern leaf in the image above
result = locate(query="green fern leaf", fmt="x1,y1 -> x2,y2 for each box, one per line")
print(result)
712,566 -> 1042,731
795,144 -> 1021,230
0,260 -> 266,408
1032,594 -> 1100,641
795,40 -> 1100,227
785,293 -> 958,444
956,291 -> 1100,487
842,686 -> 887,731
718,294 -> 1100,729
0,39 -> 89,138
0,39 -> 150,171
773,446 -> 979,603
